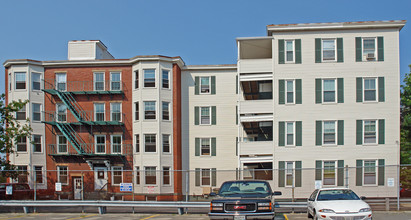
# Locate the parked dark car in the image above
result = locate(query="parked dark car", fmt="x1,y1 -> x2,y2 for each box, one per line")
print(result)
0,183 -> 34,200
208,180 -> 281,220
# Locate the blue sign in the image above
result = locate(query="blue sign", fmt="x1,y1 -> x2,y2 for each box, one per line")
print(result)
120,183 -> 133,192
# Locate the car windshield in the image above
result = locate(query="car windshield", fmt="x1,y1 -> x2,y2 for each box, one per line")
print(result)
219,181 -> 272,196
317,189 -> 361,201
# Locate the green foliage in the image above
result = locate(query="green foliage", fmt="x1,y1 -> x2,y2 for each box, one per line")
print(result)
401,72 -> 411,164
0,93 -> 32,179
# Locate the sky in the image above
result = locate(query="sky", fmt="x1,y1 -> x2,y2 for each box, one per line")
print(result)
0,0 -> 410,94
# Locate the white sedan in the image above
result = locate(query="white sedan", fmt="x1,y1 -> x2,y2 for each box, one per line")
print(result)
307,188 -> 372,220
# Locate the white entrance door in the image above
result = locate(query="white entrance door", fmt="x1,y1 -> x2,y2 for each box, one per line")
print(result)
73,178 -> 82,200
94,167 -> 108,191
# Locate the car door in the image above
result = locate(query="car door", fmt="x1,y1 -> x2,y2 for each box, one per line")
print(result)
307,189 -> 319,215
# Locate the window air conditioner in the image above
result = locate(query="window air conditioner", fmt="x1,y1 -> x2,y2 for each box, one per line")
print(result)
366,53 -> 375,60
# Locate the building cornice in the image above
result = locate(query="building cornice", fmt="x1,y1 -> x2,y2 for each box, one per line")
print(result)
183,64 -> 237,71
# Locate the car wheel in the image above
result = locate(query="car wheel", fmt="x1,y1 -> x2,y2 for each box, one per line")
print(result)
307,210 -> 313,218
313,211 -> 319,220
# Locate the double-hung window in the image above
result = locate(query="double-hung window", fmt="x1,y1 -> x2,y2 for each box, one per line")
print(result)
162,70 -> 169,89
57,135 -> 67,153
144,101 -> 156,120
200,77 -> 210,94
162,134 -> 170,153
201,138 -> 211,156
95,135 -> 106,154
135,166 -> 140,185
323,161 -> 336,186
111,135 -> 122,154
322,39 -> 336,61
9,73 -> 11,91
135,102 -> 139,121
364,78 -> 377,102
286,162 -> 294,187
285,40 -> 295,63
34,166 -> 43,184
32,103 -> 41,122
323,79 -> 336,103
363,38 -> 376,61
145,166 -> 156,185
144,134 -> 156,152
56,73 -> 66,91
135,134 -> 140,153
286,80 -> 294,104
110,72 -> 121,91
17,166 -> 28,183
163,167 -> 170,185
16,105 -> 26,120
363,160 -> 377,185
32,73 -> 41,91
33,135 -> 42,153
94,72 -> 105,91
112,167 -> 122,185
286,122 -> 295,146
162,102 -> 170,121
323,121 -> 336,145
57,103 -> 67,122
363,120 -> 377,144
94,103 -> 105,121
16,136 -> 27,152
15,72 -> 26,90
144,69 -> 155,87
134,70 -> 139,89
57,166 -> 68,185
111,103 -> 121,122
200,107 -> 211,125
201,169 -> 211,186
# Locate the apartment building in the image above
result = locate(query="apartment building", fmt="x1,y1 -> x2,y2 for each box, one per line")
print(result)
3,20 -> 405,200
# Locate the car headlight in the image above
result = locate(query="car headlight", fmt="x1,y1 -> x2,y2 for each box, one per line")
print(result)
319,209 -> 335,213
257,202 -> 272,210
211,203 -> 223,207
359,208 -> 371,212
258,202 -> 271,206
210,203 -> 224,211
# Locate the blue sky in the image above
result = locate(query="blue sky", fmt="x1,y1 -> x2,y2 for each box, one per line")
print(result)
0,0 -> 410,94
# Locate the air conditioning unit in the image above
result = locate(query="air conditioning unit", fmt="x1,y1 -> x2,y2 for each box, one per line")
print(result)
366,53 -> 375,60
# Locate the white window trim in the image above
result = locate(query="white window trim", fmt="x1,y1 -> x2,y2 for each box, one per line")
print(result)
363,77 -> 378,103
285,161 -> 294,187
162,134 -> 171,154
57,166 -> 69,185
362,37 -> 377,62
16,136 -> 27,153
144,166 -> 157,186
322,120 -> 337,146
285,80 -> 295,104
110,102 -> 122,122
144,134 -> 157,153
56,103 -> 67,123
144,101 -> 157,121
162,69 -> 170,89
363,159 -> 378,186
110,72 -> 121,91
93,72 -> 105,91
9,73 -> 12,91
162,166 -> 171,186
143,69 -> 156,88
322,160 -> 337,186
34,166 -> 44,184
32,103 -> 42,123
55,73 -> 67,91
363,119 -> 378,145
112,166 -> 123,186
199,76 -> 211,94
135,134 -> 140,154
200,168 -> 212,186
135,166 -> 141,185
285,40 -> 295,63
200,106 -> 211,125
322,78 -> 337,104
15,72 -> 27,91
110,135 -> 122,154
57,135 -> 67,154
200,137 -> 212,156
31,72 -> 42,91
285,121 -> 295,147
94,103 -> 106,121
32,134 -> 43,153
95,135 -> 106,154
321,38 -> 337,62
162,101 -> 170,121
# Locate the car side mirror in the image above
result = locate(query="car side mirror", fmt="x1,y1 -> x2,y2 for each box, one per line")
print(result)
273,191 -> 282,196
209,192 -> 217,197
361,196 -> 366,200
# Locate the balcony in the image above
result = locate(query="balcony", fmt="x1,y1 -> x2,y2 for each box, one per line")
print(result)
48,143 -> 132,156
239,141 -> 273,156
42,111 -> 126,126
238,59 -> 272,73
240,100 -> 273,115
42,79 -> 124,95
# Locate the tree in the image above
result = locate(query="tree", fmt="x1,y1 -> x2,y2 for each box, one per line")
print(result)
401,71 -> 411,164
0,93 -> 32,179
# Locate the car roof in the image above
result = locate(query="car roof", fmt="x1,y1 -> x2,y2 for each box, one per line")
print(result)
222,180 -> 270,184
318,188 -> 353,191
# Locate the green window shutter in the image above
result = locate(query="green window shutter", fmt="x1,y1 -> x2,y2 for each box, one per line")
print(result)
337,160 -> 344,186
279,80 -> 285,104
295,39 -> 302,64
315,38 -> 321,63
378,159 -> 385,186
278,161 -> 285,187
296,79 -> 302,104
315,79 -> 322,104
279,122 -> 285,146
296,121 -> 302,146
194,107 -> 199,125
316,121 -> 322,146
195,138 -> 200,156
211,76 -> 216,95
338,120 -> 344,145
379,119 -> 385,144
295,161 -> 302,187
211,137 -> 216,156
315,160 -> 322,181
236,106 -> 238,125
356,37 -> 362,62
337,78 -> 344,103
195,77 -> 199,95
278,40 -> 285,64
356,120 -> 363,145
195,168 -> 200,186
236,75 -> 238,94
356,160 -> 363,186
377,37 -> 384,61
211,106 -> 217,125
337,38 -> 344,62
356,77 -> 363,102
378,77 -> 385,102
211,168 -> 217,186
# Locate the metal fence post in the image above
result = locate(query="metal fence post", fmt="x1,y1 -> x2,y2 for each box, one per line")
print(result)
398,164 -> 400,211
185,171 -> 189,202
81,171 -> 84,201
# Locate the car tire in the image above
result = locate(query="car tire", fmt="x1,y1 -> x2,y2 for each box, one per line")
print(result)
307,211 -> 313,218
313,211 -> 319,220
